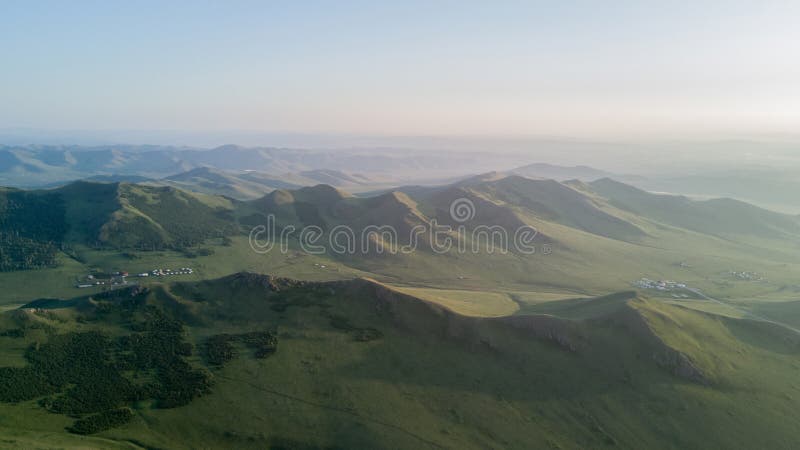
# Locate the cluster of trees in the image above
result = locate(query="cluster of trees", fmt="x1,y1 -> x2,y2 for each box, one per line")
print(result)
68,408 -> 134,435
116,306 -> 212,408
205,334 -> 236,366
0,367 -> 55,402
0,191 -> 68,242
0,233 -> 60,271
0,191 -> 67,271
0,298 -> 212,434
204,331 -> 278,366
27,331 -> 139,415
239,331 -> 279,358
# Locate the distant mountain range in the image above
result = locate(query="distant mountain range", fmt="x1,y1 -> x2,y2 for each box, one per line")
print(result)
7,144 -> 800,214
0,144 -> 532,188
510,162 -> 612,180
35,166 -> 379,200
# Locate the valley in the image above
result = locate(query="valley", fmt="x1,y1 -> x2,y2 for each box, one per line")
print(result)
6,4 -> 799,448
2,168 -> 800,448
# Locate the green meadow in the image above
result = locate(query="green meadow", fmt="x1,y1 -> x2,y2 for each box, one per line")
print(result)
3,177 -> 800,448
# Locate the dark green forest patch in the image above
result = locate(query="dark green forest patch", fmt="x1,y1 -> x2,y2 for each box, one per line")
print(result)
0,292 -> 213,434
204,331 -> 278,366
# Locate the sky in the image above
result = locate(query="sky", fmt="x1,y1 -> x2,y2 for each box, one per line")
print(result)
1,1 -> 799,140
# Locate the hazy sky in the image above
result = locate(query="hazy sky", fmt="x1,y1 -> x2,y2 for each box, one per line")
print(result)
2,1 -> 799,139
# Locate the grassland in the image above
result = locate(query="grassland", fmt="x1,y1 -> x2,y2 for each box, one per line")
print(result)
0,237 -> 370,305
5,176 -> 800,312
3,177 -> 800,447
1,274 -> 800,448
385,285 -> 519,317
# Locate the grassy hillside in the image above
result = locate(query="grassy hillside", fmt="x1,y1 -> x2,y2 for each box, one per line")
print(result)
0,181 -> 242,260
385,284 -> 520,317
451,175 -> 646,241
6,176 -> 800,310
5,165 -> 800,448
589,178 -> 800,240
107,184 -> 239,250
1,273 -> 800,448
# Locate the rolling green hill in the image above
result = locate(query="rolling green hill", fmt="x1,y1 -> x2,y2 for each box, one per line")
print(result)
588,178 -> 800,240
0,181 -> 241,270
9,174 -> 798,262
1,273 -> 800,448
4,176 -> 800,448
100,184 -> 239,250
6,175 -> 800,306
436,175 -> 646,241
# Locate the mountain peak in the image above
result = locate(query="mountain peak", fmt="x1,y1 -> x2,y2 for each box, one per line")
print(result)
511,163 -> 610,181
293,184 -> 350,204
211,144 -> 247,152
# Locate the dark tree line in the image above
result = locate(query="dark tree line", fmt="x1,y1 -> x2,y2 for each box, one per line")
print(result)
0,191 -> 67,271
68,408 -> 134,435
204,331 -> 278,366
0,294 -> 213,434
